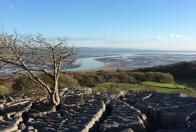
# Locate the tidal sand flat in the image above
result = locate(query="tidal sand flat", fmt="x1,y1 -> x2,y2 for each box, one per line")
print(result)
70,48 -> 196,71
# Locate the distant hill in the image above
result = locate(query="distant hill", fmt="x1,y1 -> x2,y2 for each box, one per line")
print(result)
135,61 -> 196,79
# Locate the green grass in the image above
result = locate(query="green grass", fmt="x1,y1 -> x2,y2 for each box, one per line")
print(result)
142,81 -> 187,89
92,82 -> 145,93
176,79 -> 196,90
92,81 -> 195,96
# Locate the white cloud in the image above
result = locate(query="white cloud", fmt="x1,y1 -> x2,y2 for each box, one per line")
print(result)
167,34 -> 191,40
150,34 -> 191,41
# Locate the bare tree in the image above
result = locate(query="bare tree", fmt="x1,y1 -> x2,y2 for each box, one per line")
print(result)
0,31 -> 76,106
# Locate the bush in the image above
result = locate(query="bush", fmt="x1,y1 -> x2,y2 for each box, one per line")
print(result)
12,76 -> 39,92
11,70 -> 175,92
131,72 -> 146,82
59,74 -> 79,88
154,72 -> 174,83
69,70 -> 174,87
0,85 -> 10,96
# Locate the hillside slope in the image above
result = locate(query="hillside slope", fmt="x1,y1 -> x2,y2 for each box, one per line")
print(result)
135,61 -> 196,79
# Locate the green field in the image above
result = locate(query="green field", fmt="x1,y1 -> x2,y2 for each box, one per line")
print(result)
142,81 -> 187,89
92,81 -> 196,96
176,79 -> 196,89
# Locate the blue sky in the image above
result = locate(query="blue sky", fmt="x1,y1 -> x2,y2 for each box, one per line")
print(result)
1,0 -> 196,50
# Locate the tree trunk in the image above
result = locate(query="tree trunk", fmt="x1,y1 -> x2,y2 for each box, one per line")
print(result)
50,78 -> 60,106
51,91 -> 60,106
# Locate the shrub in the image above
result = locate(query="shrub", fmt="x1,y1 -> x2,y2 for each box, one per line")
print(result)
0,85 -> 10,96
154,72 -> 174,83
59,74 -> 79,88
131,72 -> 146,82
12,76 -> 40,92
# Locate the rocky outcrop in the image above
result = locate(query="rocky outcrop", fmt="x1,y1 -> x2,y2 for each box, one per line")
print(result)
64,100 -> 106,132
0,98 -> 32,132
123,91 -> 196,131
0,117 -> 23,132
155,128 -> 196,132
0,89 -> 196,132
26,93 -> 108,132
100,100 -> 146,132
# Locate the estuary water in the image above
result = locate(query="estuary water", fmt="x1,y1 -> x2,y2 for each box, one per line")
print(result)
67,57 -> 104,71
2,49 -> 196,76
68,51 -> 196,71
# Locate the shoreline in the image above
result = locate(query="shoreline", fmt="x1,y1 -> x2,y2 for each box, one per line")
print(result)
96,62 -> 120,71
75,61 -> 125,72
95,60 -> 129,71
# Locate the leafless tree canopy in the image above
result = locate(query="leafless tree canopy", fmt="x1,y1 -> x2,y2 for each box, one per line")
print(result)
0,31 -> 76,106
